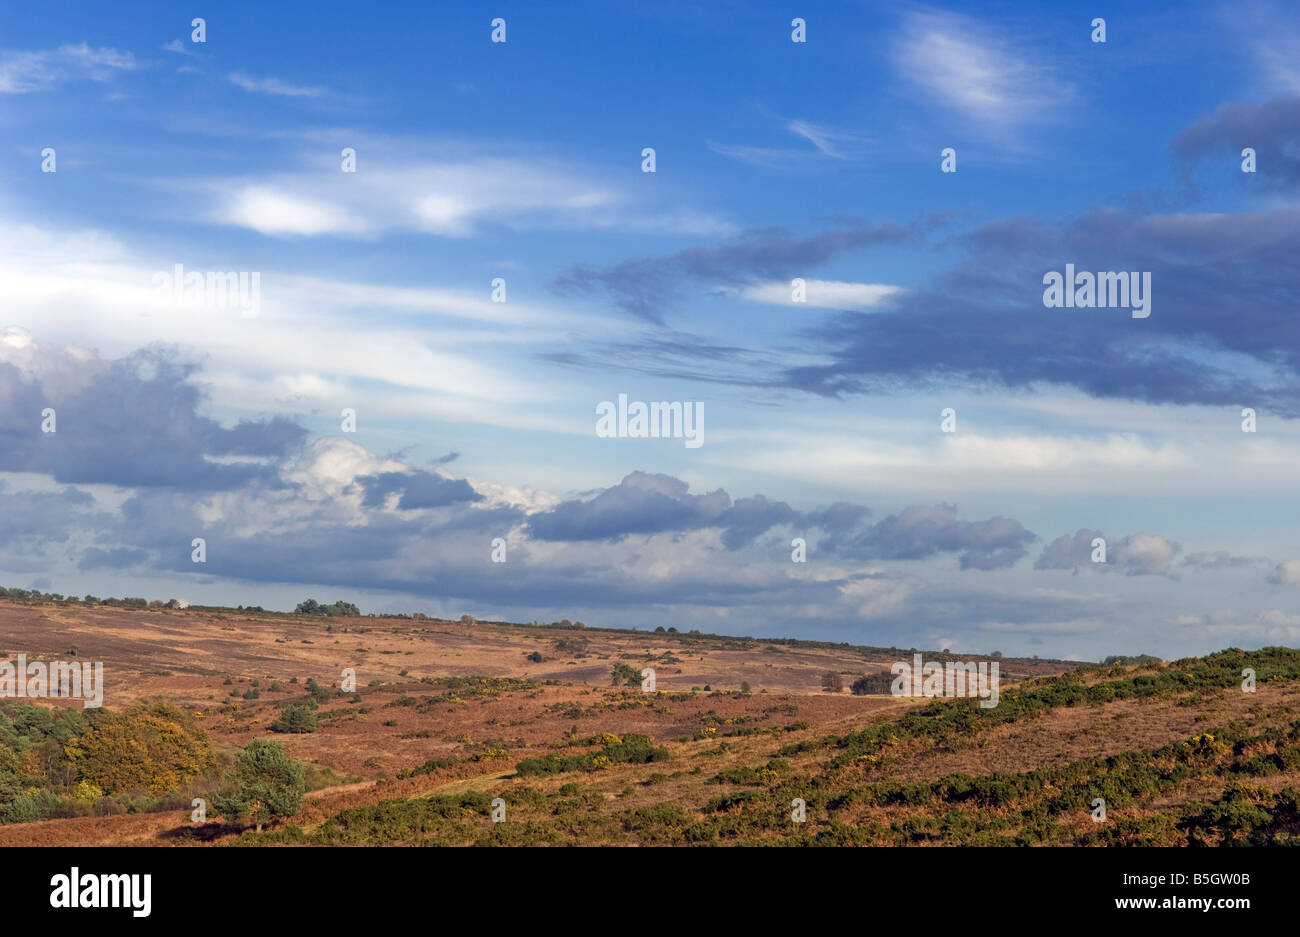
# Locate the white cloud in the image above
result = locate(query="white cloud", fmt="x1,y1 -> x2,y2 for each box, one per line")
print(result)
893,10 -> 1069,132
726,279 -> 903,310
200,154 -> 721,238
0,43 -> 136,94
785,120 -> 870,158
0,222 -> 627,438
222,187 -> 361,236
1267,560 -> 1300,585
1112,533 -> 1181,577
710,120 -> 871,170
228,72 -> 324,98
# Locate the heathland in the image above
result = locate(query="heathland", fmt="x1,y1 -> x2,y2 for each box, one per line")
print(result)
0,592 -> 1294,846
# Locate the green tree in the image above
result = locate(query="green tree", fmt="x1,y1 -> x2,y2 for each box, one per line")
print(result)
271,705 -> 318,734
212,738 -> 306,832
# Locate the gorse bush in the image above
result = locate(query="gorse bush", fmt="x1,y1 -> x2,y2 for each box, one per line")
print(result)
0,700 -> 216,824
515,734 -> 669,777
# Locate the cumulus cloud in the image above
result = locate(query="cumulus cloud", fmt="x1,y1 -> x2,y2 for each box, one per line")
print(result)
1267,560 -> 1300,585
827,503 -> 1037,570
355,469 -> 483,510
0,338 -> 1281,654
0,340 -> 305,489
1037,530 -> 1181,577
527,472 -> 732,542
1036,529 -> 1105,571
1111,533 -> 1182,577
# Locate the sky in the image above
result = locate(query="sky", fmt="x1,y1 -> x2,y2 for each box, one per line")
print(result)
2,0 -> 1299,661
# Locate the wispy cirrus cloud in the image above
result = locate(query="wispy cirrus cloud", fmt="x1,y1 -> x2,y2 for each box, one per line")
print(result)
200,151 -> 725,239
892,9 -> 1071,136
228,72 -> 324,98
710,119 -> 872,170
554,221 -> 916,324
0,43 -> 136,93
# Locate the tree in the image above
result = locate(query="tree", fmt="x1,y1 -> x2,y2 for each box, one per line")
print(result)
295,599 -> 360,617
305,678 -> 332,704
212,738 -> 306,832
821,672 -> 843,693
851,672 -> 895,696
271,705 -> 318,734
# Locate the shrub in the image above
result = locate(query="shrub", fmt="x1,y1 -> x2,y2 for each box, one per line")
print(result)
271,705 -> 318,734
65,702 -> 214,795
611,662 -> 641,687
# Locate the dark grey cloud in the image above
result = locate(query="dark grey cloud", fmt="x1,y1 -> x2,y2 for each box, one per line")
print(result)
802,501 -> 873,534
1036,529 -> 1105,571
781,207 -> 1300,414
109,480 -> 517,582
529,475 -> 1031,570
716,495 -> 799,549
1173,95 -> 1300,187
0,482 -> 101,551
527,471 -> 730,542
0,346 -> 305,489
355,470 -> 483,510
826,503 -> 1036,570
1182,550 -> 1268,570
78,546 -> 150,571
552,222 -> 916,324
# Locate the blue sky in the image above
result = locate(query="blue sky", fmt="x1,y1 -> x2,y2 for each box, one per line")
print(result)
2,0 -> 1300,660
